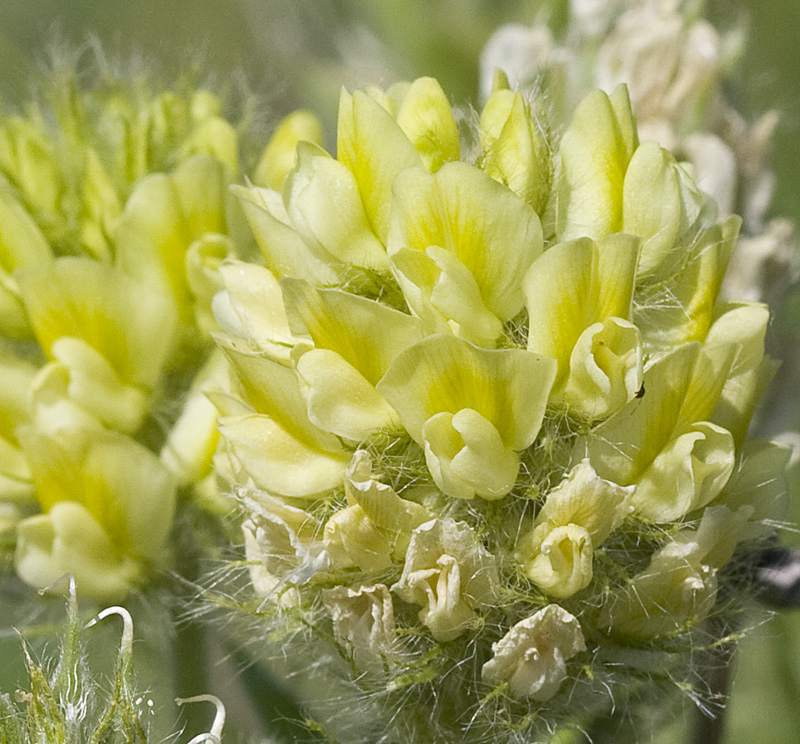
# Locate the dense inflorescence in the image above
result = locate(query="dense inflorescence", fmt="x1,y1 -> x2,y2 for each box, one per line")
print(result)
0,54 -> 257,602
209,72 -> 789,743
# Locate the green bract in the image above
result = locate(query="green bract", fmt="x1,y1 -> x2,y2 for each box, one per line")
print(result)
213,73 -> 788,743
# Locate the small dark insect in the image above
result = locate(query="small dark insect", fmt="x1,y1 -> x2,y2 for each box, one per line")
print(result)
755,547 -> 800,609
635,383 -> 645,399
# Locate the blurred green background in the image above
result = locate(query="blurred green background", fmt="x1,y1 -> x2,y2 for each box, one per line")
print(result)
0,1 -> 798,742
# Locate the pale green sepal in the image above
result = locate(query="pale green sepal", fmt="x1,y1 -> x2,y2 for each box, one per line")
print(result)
635,215 -> 740,347
254,109 -> 325,190
217,413 -> 348,499
391,246 -> 504,346
716,440 -> 790,535
389,162 -> 543,320
479,88 -> 550,214
551,85 -> 637,241
15,502 -> 141,603
280,279 -> 425,385
231,184 -> 339,283
705,302 -> 771,446
599,505 -> 750,640
632,421 -> 736,522
337,88 -> 423,240
422,409 -> 520,500
394,77 -> 460,172
377,334 -> 557,451
295,348 -> 400,441
391,518 -> 499,642
284,141 -> 389,270
622,141 -> 706,281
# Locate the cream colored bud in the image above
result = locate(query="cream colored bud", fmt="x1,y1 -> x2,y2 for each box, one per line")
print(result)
392,518 -> 498,642
255,110 -> 325,190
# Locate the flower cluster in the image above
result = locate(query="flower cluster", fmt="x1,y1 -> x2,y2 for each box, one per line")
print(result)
482,0 -> 799,307
0,60 -> 254,601
214,72 -> 789,741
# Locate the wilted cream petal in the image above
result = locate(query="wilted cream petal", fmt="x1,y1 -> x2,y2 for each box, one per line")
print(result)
323,583 -> 398,674
481,605 -> 586,700
344,450 -> 433,537
324,506 -> 394,571
392,518 -> 498,642
241,492 -> 325,594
